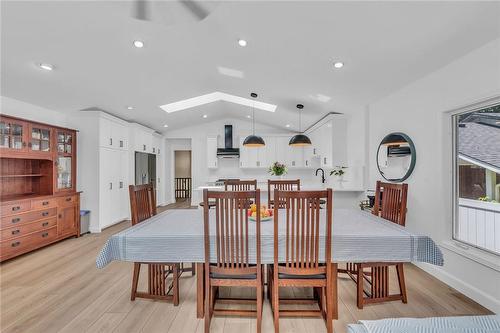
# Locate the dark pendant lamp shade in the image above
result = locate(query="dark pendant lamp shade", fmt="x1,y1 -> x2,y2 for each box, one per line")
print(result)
289,103 -> 312,146
243,135 -> 266,147
289,134 -> 312,146
243,92 -> 265,147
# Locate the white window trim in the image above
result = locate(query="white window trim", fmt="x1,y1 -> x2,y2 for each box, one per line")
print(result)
445,94 -> 500,265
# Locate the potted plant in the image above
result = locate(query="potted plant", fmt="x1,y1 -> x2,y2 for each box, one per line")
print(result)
268,161 -> 288,179
330,166 -> 348,183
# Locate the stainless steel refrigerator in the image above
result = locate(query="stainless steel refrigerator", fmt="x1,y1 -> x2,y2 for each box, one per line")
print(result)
135,152 -> 156,187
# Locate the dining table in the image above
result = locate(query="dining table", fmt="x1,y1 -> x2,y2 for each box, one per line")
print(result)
96,207 -> 443,319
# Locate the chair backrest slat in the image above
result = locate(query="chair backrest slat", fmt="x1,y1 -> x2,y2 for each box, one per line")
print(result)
129,184 -> 157,225
224,179 -> 257,191
268,179 -> 301,208
204,189 -> 260,271
274,189 -> 332,273
372,181 -> 408,226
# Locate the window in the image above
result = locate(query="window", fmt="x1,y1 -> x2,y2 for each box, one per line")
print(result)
453,104 -> 500,255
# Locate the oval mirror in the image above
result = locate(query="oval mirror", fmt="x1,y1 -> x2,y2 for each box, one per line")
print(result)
376,132 -> 416,182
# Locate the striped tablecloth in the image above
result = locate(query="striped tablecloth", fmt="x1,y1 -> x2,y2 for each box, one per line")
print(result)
96,208 -> 443,268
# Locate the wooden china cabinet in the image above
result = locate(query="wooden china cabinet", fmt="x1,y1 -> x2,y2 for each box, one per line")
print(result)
0,114 -> 80,262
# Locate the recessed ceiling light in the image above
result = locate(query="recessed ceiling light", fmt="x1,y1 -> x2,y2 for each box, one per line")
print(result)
238,39 -> 247,47
333,61 -> 344,69
126,106 -> 134,110
203,114 -> 208,118
133,40 -> 144,48
246,115 -> 251,119
163,124 -> 169,128
38,63 -> 54,71
285,124 -> 291,128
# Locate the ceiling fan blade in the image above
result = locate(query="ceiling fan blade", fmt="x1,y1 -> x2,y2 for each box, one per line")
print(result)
179,0 -> 210,21
133,0 -> 151,21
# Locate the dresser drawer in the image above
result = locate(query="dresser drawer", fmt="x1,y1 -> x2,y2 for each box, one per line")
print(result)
1,201 -> 32,217
32,198 -> 57,209
1,227 -> 57,258
1,217 -> 56,241
0,208 -> 57,229
57,195 -> 78,207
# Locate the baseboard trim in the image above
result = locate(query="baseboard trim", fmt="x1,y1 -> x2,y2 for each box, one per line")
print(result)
414,262 -> 500,314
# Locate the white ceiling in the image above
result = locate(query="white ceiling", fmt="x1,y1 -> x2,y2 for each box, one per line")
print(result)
2,1 -> 500,133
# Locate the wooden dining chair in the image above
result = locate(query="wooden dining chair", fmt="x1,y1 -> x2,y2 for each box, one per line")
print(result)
199,179 -> 244,209
267,179 -> 300,208
203,189 -> 264,333
129,184 -> 181,305
354,181 -> 408,308
269,189 -> 335,333
224,179 -> 257,191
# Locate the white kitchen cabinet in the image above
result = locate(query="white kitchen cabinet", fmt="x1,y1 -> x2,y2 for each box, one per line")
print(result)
131,124 -> 154,153
152,134 -> 162,155
99,148 -> 129,229
207,136 -> 218,169
239,137 -> 261,168
99,115 -> 129,150
259,136 -> 276,168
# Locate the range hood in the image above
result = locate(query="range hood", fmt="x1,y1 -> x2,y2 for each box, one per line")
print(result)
217,125 -> 240,158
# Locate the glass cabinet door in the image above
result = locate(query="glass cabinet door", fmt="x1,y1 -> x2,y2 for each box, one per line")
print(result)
30,126 -> 51,152
0,120 -> 25,150
57,156 -> 72,190
56,130 -> 74,190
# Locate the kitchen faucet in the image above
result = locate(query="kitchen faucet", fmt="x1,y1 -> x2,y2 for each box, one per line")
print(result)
315,168 -> 326,184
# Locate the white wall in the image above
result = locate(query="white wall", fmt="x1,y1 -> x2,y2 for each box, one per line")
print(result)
367,38 -> 500,312
1,96 -> 70,128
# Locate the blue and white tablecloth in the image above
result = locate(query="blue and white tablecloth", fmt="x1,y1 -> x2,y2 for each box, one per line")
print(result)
96,208 -> 443,268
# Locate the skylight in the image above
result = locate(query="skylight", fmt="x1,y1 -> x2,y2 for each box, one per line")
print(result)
159,92 -> 277,113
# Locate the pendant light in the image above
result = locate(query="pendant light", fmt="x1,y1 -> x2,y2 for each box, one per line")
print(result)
243,93 -> 265,147
289,103 -> 312,146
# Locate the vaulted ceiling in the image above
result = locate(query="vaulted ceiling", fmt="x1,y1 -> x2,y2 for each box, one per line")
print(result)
2,1 -> 500,133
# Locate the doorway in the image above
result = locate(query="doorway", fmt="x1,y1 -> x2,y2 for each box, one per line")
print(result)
174,150 -> 192,207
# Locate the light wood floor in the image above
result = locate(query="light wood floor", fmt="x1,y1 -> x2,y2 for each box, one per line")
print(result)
0,205 -> 491,333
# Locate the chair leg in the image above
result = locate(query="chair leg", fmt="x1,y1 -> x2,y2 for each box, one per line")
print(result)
131,262 -> 141,301
204,273 -> 211,333
325,265 -> 333,333
356,263 -> 364,309
396,263 -> 408,303
272,271 -> 279,333
173,264 -> 180,306
257,282 -> 263,333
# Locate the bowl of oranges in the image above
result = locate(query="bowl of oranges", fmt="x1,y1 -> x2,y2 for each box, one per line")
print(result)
248,204 -> 273,222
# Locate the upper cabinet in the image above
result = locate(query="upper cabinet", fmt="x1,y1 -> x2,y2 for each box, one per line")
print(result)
0,117 -> 28,152
305,115 -> 347,168
131,124 -> 154,154
207,136 -> 218,169
29,123 -> 53,157
152,134 -> 162,155
55,129 -> 76,192
99,116 -> 129,151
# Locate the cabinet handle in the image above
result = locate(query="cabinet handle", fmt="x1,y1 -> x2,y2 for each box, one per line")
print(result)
11,241 -> 20,247
42,222 -> 49,227
324,157 -> 327,164
110,182 -> 113,190
119,181 -> 123,189
110,138 -> 113,146
313,148 -> 316,155
58,214 -> 62,218
12,206 -> 21,211
120,140 -> 123,148
292,161 -> 295,166
306,160 -> 308,166
158,149 -> 160,154
28,142 -> 32,148
42,211 -> 49,217
11,218 -> 21,224
143,145 -> 146,151
22,142 -> 27,147
42,232 -> 49,238
42,201 -> 49,206
65,197 -> 72,202
153,148 -> 155,153
11,229 -> 20,235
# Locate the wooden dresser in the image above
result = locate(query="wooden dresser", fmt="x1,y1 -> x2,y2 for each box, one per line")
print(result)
0,115 -> 80,262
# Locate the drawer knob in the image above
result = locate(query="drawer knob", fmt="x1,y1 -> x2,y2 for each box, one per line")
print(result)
11,218 -> 21,224
42,201 -> 49,206
42,222 -> 49,227
58,214 -> 62,218
42,232 -> 49,238
12,206 -> 21,211
11,229 -> 20,235
11,241 -> 20,247
42,212 -> 49,217
65,198 -> 71,202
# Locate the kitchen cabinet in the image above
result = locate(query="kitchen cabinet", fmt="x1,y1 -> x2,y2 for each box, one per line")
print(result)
132,125 -> 154,153
207,136 -> 218,169
99,116 -> 129,151
239,137 -> 262,168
